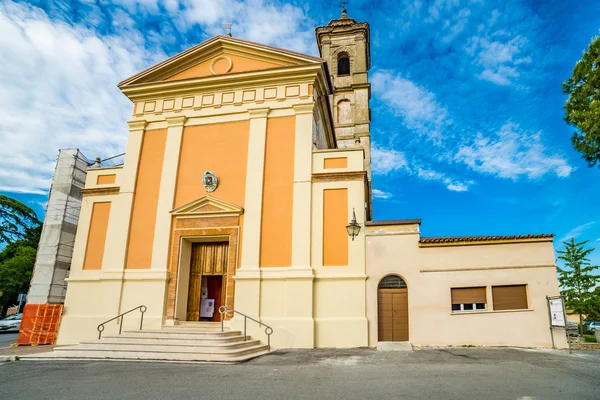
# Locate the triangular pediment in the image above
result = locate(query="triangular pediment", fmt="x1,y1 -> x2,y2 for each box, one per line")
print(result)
171,196 -> 243,217
119,35 -> 324,87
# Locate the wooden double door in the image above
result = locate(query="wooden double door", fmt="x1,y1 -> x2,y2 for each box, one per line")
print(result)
378,288 -> 409,341
186,241 -> 228,322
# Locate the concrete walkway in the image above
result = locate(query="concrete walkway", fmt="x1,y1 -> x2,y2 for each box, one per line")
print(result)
1,347 -> 599,399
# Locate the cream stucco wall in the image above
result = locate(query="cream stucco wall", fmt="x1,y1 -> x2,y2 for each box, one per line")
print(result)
366,226 -> 568,349
56,36 -> 565,353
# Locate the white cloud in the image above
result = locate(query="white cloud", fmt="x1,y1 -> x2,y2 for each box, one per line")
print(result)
372,189 -> 393,200
414,166 -> 473,192
0,1 -> 164,194
467,35 -> 531,85
455,122 -> 572,179
372,145 -> 473,192
446,182 -> 469,192
479,66 -> 518,86
0,0 -> 315,195
371,70 -> 449,141
113,0 -> 316,54
559,222 -> 596,243
371,145 -> 408,175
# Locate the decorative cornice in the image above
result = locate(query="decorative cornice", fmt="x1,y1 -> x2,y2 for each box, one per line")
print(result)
312,171 -> 366,182
121,65 -> 324,102
293,103 -> 315,115
247,107 -> 270,119
166,115 -> 187,127
365,219 -> 421,226
127,120 -> 147,132
81,187 -> 120,197
171,195 -> 244,218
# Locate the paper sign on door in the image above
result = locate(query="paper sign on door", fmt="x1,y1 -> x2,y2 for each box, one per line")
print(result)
200,299 -> 215,318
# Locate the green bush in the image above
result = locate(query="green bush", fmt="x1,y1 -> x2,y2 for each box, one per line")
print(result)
582,325 -> 595,335
583,335 -> 597,343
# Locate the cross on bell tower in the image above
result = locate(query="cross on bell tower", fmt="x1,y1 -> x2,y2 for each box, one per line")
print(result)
339,0 -> 348,18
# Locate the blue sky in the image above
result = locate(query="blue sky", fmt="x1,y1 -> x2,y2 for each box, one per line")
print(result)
1,0 -> 599,264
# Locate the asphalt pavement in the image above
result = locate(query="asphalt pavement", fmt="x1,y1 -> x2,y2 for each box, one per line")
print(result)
0,347 -> 599,399
0,332 -> 18,348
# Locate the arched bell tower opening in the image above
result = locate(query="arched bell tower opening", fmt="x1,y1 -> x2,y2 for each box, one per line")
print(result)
377,275 -> 409,342
337,52 -> 351,76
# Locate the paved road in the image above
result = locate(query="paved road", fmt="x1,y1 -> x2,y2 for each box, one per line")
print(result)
0,332 -> 18,348
0,347 -> 599,399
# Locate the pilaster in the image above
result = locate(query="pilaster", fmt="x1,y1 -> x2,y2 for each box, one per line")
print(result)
239,107 -> 270,270
151,116 -> 186,271
291,103 -> 314,268
233,108 -> 269,326
102,119 -> 146,273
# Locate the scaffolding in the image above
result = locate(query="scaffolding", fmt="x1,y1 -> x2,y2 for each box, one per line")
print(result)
27,149 -> 89,304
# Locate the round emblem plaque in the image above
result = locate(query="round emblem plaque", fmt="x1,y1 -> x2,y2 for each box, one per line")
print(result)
202,171 -> 218,192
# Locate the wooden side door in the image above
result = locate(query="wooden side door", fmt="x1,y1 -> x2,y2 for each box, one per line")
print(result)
378,288 -> 409,342
378,290 -> 393,341
392,290 -> 409,341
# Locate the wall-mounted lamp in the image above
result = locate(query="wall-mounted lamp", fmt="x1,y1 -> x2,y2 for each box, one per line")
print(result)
346,208 -> 361,241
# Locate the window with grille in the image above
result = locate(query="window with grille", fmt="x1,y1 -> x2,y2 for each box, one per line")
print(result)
451,287 -> 487,312
378,275 -> 407,289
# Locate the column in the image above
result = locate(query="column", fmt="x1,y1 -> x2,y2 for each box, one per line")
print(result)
151,116 -> 186,271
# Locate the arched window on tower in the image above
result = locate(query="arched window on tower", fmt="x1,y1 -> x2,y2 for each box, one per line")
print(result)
337,53 -> 350,76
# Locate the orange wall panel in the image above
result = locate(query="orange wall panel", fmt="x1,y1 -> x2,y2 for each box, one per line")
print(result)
96,174 -> 116,184
83,202 -> 111,270
174,121 -> 250,208
165,54 -> 281,81
125,129 -> 167,269
324,157 -> 348,169
260,116 -> 295,267
323,188 -> 348,266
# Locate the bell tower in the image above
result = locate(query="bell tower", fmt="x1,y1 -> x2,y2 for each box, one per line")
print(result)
316,8 -> 371,180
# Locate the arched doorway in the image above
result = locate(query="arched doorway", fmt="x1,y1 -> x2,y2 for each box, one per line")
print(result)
378,275 -> 409,342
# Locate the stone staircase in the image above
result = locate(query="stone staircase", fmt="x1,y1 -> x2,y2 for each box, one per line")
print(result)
22,322 -> 269,363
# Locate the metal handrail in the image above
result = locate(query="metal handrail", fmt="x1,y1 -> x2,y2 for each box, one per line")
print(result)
97,305 -> 147,339
219,305 -> 273,351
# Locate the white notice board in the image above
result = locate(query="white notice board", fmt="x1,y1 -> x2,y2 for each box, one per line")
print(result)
549,298 -> 565,327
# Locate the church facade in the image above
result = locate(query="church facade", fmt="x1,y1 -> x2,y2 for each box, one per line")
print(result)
55,14 -> 567,349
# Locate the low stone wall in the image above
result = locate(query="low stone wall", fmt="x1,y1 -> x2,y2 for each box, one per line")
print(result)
571,343 -> 600,351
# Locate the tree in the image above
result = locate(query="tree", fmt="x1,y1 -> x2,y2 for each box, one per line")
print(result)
0,195 -> 41,245
586,286 -> 600,321
0,196 -> 42,316
557,238 -> 600,334
562,35 -> 600,167
0,245 -> 36,316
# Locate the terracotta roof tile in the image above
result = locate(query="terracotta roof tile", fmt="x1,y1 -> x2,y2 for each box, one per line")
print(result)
419,233 -> 554,244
